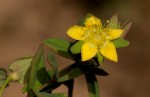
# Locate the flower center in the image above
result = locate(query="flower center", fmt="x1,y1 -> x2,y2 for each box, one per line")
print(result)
85,27 -> 108,49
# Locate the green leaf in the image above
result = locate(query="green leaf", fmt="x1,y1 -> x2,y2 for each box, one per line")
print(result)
106,14 -> 119,29
97,52 -> 104,65
43,38 -> 72,59
28,45 -> 50,91
48,52 -> 59,79
33,89 -> 66,97
58,60 -> 98,82
63,80 -> 74,97
0,69 -> 7,87
85,74 -> 99,97
112,38 -> 129,48
9,57 -> 33,84
70,41 -> 83,54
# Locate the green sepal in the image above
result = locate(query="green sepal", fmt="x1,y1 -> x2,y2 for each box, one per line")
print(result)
70,41 -> 83,54
97,52 -> 104,65
121,21 -> 132,38
43,38 -> 73,59
106,14 -> 119,29
112,38 -> 129,48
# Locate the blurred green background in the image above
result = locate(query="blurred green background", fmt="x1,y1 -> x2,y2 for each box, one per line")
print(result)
0,0 -> 150,97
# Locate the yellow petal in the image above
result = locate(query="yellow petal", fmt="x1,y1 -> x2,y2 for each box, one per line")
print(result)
84,16 -> 102,27
107,29 -> 124,40
100,42 -> 118,62
67,25 -> 86,40
81,42 -> 98,61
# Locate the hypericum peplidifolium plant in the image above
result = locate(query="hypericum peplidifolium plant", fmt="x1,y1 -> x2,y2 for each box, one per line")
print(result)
0,14 -> 131,97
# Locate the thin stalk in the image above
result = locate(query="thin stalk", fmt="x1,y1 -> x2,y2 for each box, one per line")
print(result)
0,76 -> 11,97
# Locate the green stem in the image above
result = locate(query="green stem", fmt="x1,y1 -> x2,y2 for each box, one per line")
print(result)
0,76 -> 11,97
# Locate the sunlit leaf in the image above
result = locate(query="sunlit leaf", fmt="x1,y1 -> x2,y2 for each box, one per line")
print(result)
85,74 -> 99,97
43,38 -> 72,59
112,38 -> 129,48
9,57 -> 33,84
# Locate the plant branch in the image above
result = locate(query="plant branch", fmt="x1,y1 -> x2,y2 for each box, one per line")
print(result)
0,76 -> 11,97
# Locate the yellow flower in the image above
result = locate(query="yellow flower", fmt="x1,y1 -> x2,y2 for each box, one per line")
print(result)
67,16 -> 123,62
